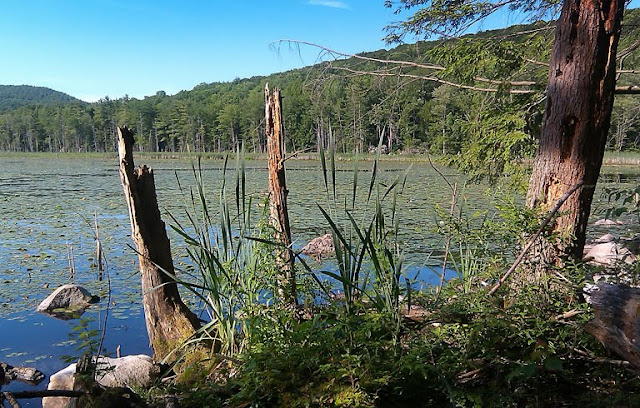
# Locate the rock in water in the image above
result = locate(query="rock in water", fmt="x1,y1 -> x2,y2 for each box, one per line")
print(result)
593,218 -> 624,226
93,355 -> 160,388
0,362 -> 45,384
37,284 -> 98,315
583,241 -> 636,266
301,234 -> 335,258
43,363 -> 77,408
43,355 -> 161,408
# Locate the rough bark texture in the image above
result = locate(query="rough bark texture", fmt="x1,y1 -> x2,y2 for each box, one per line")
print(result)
586,283 -> 640,368
117,127 -> 200,359
526,0 -> 625,264
265,84 -> 297,305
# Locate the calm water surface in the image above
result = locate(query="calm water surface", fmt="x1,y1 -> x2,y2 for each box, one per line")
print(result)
0,155 -> 636,404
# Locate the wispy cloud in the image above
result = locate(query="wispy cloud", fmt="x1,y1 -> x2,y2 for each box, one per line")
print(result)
308,0 -> 350,9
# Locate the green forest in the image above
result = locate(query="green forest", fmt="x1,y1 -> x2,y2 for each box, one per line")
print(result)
2,8 -> 640,169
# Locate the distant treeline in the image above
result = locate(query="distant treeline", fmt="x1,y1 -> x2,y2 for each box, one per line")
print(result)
2,10 -> 640,158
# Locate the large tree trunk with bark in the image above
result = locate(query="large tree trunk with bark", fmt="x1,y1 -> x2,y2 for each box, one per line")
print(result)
526,0 -> 625,268
586,283 -> 640,368
265,84 -> 297,305
117,127 -> 200,359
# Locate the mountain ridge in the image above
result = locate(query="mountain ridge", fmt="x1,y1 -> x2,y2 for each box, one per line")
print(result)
0,85 -> 86,112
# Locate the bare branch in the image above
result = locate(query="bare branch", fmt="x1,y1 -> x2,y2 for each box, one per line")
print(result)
328,64 -> 536,94
276,40 -> 537,89
615,86 -> 640,94
525,58 -> 550,67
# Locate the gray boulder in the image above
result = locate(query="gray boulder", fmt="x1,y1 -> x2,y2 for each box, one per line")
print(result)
583,241 -> 636,266
37,284 -> 97,314
42,363 -> 78,408
43,355 -> 160,408
94,355 -> 160,388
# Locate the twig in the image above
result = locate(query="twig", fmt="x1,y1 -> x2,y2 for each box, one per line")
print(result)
2,392 -> 20,408
573,348 -> 630,366
436,183 -> 457,300
426,153 -> 455,193
94,212 -> 103,277
66,243 -> 75,279
275,40 -> 537,92
283,147 -> 314,162
328,65 -> 535,94
487,181 -> 584,295
554,309 -> 581,321
457,367 -> 483,383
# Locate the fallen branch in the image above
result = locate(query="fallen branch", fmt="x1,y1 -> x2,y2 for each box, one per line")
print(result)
7,390 -> 85,399
2,392 -> 19,408
573,348 -> 630,366
554,309 -> 581,321
488,181 -> 584,295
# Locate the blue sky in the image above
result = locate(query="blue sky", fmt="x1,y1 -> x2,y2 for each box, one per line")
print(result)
2,1 -> 636,102
0,1 -> 408,101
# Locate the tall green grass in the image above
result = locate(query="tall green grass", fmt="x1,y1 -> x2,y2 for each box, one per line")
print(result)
167,152 -> 280,359
305,135 -> 410,326
165,140 -> 413,362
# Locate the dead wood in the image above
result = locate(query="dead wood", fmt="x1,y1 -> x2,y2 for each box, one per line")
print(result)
265,84 -> 297,305
117,126 -> 201,359
5,390 -> 85,399
2,392 -> 19,408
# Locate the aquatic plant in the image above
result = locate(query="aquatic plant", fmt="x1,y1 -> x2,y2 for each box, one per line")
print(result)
167,152 -> 281,361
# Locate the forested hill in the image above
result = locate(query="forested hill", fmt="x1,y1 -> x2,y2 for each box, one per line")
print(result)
1,8 -> 640,162
0,85 -> 85,111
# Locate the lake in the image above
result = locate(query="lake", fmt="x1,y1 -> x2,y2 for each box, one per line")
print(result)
0,154 -> 637,405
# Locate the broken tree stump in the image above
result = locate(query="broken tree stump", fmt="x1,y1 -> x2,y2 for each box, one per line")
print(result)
586,282 -> 640,367
265,84 -> 297,305
117,126 -> 200,359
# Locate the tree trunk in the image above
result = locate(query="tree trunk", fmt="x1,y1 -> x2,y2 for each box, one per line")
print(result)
526,0 -> 625,266
586,283 -> 640,368
117,126 -> 200,359
265,84 -> 297,305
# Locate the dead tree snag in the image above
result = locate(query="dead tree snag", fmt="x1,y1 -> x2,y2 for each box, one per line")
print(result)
117,126 -> 200,359
265,84 -> 297,305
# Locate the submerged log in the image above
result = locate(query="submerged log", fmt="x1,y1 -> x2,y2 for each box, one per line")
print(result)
117,127 -> 200,359
585,283 -> 640,367
265,84 -> 297,305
